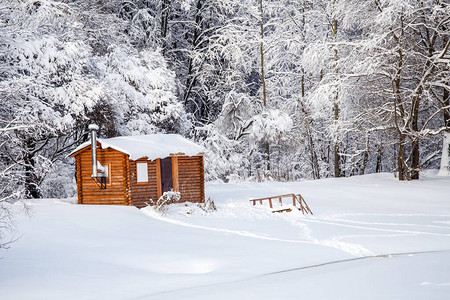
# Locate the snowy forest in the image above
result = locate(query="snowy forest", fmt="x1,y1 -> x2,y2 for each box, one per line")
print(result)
0,0 -> 449,201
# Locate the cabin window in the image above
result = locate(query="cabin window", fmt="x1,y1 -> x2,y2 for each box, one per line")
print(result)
97,161 -> 109,178
96,161 -> 111,185
136,163 -> 148,183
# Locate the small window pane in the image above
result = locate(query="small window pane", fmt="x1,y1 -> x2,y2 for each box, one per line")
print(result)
137,163 -> 148,183
97,161 -> 109,178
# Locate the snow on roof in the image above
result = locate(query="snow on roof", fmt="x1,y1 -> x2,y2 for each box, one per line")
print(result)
69,134 -> 204,160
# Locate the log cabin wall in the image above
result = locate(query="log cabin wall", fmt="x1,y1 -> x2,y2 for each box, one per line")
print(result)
177,156 -> 205,203
74,148 -> 204,207
76,146 -> 127,205
129,159 -> 159,208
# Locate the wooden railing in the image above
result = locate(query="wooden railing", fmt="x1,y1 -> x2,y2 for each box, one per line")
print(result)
249,193 -> 313,215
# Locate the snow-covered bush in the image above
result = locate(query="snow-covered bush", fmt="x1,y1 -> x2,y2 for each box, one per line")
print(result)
152,191 -> 182,214
250,109 -> 293,145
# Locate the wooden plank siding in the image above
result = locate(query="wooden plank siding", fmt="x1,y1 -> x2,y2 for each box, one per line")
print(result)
177,156 -> 205,203
76,146 -> 127,205
129,159 -> 158,208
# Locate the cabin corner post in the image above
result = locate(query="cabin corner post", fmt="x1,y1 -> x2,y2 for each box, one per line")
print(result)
172,156 -> 179,192
76,155 -> 83,204
123,154 -> 132,206
156,158 -> 162,199
200,155 -> 205,203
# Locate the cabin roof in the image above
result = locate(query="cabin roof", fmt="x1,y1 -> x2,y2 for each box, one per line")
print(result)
69,134 -> 204,160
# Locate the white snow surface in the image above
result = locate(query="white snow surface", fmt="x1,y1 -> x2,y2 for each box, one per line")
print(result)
1,171 -> 450,299
69,134 -> 204,160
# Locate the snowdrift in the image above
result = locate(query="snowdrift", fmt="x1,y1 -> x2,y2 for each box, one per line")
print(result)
1,172 -> 449,299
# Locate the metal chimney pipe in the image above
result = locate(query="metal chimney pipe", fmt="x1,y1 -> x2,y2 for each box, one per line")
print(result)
89,124 -> 99,178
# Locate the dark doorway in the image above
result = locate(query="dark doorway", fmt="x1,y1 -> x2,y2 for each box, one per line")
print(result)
160,157 -> 173,193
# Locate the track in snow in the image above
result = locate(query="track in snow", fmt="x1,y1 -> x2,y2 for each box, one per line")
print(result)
131,249 -> 450,300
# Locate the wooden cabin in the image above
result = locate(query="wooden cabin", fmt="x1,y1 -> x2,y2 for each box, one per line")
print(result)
69,129 -> 205,208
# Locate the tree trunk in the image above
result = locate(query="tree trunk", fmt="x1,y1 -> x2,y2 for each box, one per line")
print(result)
376,143 -> 382,173
410,91 -> 421,179
161,0 -> 170,39
410,139 -> 419,179
24,145 -> 42,199
331,6 -> 341,178
443,25 -> 449,130
438,132 -> 450,176
259,0 -> 269,172
298,4 -> 320,179
160,0 -> 170,54
300,103 -> 320,179
259,0 -> 267,108
397,134 -> 405,181
438,75 -> 450,175
438,23 -> 449,175
334,135 -> 340,177
360,135 -> 370,175
183,0 -> 204,118
392,20 -> 407,181
444,86 -> 449,129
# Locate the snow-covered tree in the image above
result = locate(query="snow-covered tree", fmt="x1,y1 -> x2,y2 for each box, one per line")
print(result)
0,0 -> 189,197
352,0 -> 450,180
0,124 -> 26,250
100,45 -> 184,135
1,0 -> 448,190
0,0 -> 101,197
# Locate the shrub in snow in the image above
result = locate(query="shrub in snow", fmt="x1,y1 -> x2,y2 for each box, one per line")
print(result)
152,191 -> 182,214
198,197 -> 217,213
145,194 -> 216,217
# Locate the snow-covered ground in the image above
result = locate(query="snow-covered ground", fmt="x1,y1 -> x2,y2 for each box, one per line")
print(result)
1,171 -> 450,299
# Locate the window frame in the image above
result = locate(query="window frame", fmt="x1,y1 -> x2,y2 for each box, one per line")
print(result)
97,162 -> 112,185
136,162 -> 149,183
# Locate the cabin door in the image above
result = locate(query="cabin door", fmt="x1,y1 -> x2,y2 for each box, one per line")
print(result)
160,157 -> 173,193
